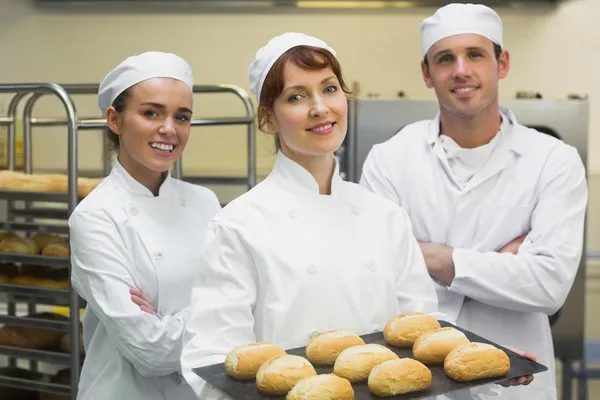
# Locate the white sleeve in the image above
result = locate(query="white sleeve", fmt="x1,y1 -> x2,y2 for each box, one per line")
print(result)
69,211 -> 190,377
181,221 -> 258,398
449,145 -> 587,315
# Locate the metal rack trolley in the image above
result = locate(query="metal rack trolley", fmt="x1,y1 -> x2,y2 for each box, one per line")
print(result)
0,82 -> 257,399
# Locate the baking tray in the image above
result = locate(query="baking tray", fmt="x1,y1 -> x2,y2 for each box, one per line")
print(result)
193,320 -> 548,399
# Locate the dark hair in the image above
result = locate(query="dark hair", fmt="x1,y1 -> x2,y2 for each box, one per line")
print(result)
257,46 -> 353,151
423,42 -> 503,67
102,89 -> 130,164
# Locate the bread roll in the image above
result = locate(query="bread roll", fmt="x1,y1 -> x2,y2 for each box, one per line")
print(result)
384,312 -> 441,347
256,355 -> 317,396
31,234 -> 66,253
444,342 -> 510,382
0,237 -> 37,254
77,177 -> 103,199
333,344 -> 399,383
0,232 -> 18,240
286,374 -> 354,400
306,329 -> 365,366
412,327 -> 470,364
224,343 -> 287,380
368,358 -> 432,396
42,242 -> 70,257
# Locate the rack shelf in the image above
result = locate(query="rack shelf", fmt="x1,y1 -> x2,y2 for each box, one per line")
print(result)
0,315 -> 70,332
0,283 -> 69,304
0,190 -> 68,203
0,253 -> 70,268
0,374 -> 71,396
0,345 -> 71,365
0,221 -> 68,235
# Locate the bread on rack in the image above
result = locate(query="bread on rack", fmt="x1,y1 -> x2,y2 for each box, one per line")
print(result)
305,329 -> 365,366
0,263 -> 18,283
0,231 -> 18,241
333,344 -> 399,383
0,312 -> 69,350
224,343 -> 287,380
412,327 -> 471,364
78,177 -> 103,199
59,328 -> 85,355
12,264 -> 70,289
0,237 -> 38,254
255,354 -> 317,396
444,342 -> 511,382
0,367 -> 45,400
39,368 -> 71,400
31,233 -> 67,253
368,358 -> 432,396
384,312 -> 441,347
42,242 -> 70,258
0,170 -> 103,198
286,374 -> 354,400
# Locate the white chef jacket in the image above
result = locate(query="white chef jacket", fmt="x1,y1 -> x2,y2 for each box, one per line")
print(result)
69,160 -> 221,400
181,151 -> 500,400
360,107 -> 588,400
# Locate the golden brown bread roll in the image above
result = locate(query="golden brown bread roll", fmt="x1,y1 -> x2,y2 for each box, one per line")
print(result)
59,329 -> 85,355
0,313 -> 68,350
42,242 -> 70,257
256,355 -> 317,396
444,342 -> 510,382
224,343 -> 287,380
0,237 -> 37,254
31,233 -> 67,253
0,232 -> 18,240
333,344 -> 399,383
368,358 -> 432,396
306,329 -> 365,366
286,374 -> 354,400
384,312 -> 441,347
11,275 -> 70,289
412,327 -> 470,364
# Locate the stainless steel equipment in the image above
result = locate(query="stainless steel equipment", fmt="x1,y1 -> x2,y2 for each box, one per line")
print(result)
342,97 -> 589,400
0,82 -> 257,400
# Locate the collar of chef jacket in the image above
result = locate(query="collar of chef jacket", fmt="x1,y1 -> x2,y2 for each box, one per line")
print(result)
425,106 -> 525,157
111,158 -> 174,199
272,150 -> 344,197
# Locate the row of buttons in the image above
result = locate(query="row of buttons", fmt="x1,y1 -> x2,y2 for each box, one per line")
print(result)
287,205 -> 362,220
305,262 -> 378,274
127,198 -> 187,216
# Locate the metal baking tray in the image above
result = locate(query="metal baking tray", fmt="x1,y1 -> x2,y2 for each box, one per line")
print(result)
193,321 -> 548,400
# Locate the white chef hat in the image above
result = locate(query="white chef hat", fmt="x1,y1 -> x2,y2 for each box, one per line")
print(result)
98,51 -> 194,114
248,32 -> 336,102
421,3 -> 503,57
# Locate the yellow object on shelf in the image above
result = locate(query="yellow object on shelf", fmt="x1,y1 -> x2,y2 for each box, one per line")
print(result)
0,118 -> 24,170
52,306 -> 85,317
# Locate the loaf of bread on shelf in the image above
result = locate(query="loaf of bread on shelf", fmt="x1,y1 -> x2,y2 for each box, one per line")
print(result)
42,242 -> 70,257
286,374 -> 354,400
333,343 -> 399,383
59,328 -> 85,355
0,170 -> 102,198
368,358 -> 432,396
39,368 -> 71,400
0,237 -> 38,254
0,263 -> 18,282
0,231 -> 18,240
412,327 -> 471,364
31,233 -> 67,253
0,312 -> 69,350
0,367 -> 45,400
78,177 -> 103,198
12,264 -> 70,289
255,354 -> 317,396
444,342 -> 511,382
384,312 -> 441,347
224,342 -> 287,380
306,329 -> 366,366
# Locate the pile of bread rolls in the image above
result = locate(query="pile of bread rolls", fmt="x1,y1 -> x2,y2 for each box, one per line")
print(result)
0,232 -> 70,288
0,170 -> 102,199
221,312 -> 511,398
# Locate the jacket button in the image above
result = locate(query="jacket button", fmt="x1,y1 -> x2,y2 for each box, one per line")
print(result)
351,206 -> 360,215
306,264 -> 317,274
129,207 -> 138,216
288,210 -> 297,219
161,308 -> 169,315
154,252 -> 163,260
366,262 -> 377,272
179,198 -> 186,207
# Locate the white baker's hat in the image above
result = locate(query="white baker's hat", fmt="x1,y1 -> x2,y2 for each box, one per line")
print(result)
98,51 -> 194,114
421,3 -> 503,57
248,32 -> 336,102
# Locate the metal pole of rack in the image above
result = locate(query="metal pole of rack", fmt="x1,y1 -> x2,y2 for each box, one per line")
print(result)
174,84 -> 257,189
2,83 -> 80,400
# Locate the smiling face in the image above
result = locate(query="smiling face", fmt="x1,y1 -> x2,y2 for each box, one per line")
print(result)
421,33 -> 510,120
270,63 -> 348,159
106,77 -> 193,180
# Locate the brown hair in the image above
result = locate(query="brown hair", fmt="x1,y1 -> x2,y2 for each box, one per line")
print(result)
102,89 -> 130,164
257,46 -> 353,151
